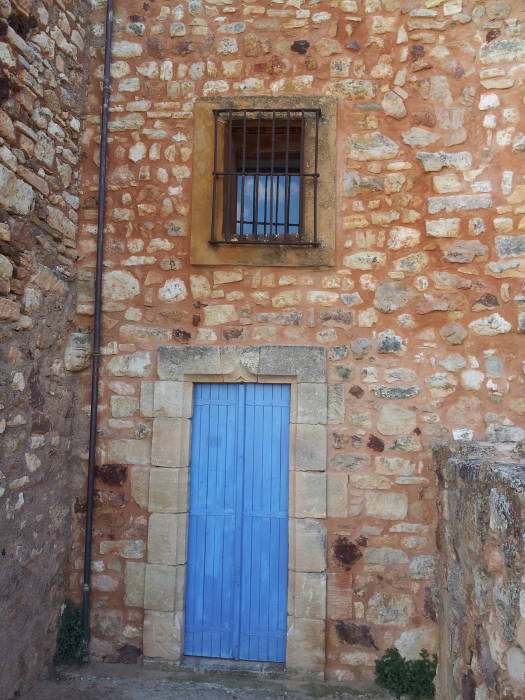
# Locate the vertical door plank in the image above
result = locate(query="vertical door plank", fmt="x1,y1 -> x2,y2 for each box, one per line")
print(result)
184,383 -> 239,658
238,383 -> 290,662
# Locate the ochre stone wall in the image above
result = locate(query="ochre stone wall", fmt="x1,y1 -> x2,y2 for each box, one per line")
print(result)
434,442 -> 525,698
72,0 -> 525,684
0,0 -> 88,697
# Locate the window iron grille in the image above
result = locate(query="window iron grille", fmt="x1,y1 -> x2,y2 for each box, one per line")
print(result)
210,109 -> 321,246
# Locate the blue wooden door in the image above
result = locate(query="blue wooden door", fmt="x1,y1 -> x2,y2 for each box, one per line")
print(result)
184,383 -> 290,662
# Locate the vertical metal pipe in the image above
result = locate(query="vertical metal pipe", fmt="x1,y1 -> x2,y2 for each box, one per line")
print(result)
82,0 -> 114,652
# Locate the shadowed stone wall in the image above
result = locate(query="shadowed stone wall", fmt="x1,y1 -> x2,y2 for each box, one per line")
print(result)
434,442 -> 525,699
0,0 -> 89,697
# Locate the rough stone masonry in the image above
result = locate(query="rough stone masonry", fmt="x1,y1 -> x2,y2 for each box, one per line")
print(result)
0,0 -> 89,698
1,0 -> 525,697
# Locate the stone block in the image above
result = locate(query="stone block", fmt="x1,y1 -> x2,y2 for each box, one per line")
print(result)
376,456 -> 414,476
124,561 -> 145,607
296,424 -> 327,471
297,383 -> 327,424
130,466 -> 150,509
347,132 -> 399,161
365,492 -> 408,520
143,611 -> 182,661
495,234 -> 525,258
287,617 -> 325,672
480,38 -> 525,64
102,270 -> 140,301
203,304 -> 238,326
327,384 -> 345,424
258,345 -> 326,382
294,572 -> 326,620
506,646 -> 525,685
107,439 -> 150,465
144,564 -> 177,611
427,194 -> 492,214
151,418 -> 190,467
425,218 -> 460,238
395,626 -> 438,659
416,151 -> 472,172
140,381 -> 154,417
367,592 -> 413,626
377,405 -> 417,435
149,468 -> 188,514
327,572 -> 353,619
408,554 -> 436,580
64,333 -> 91,372
219,346 -> 260,376
295,519 -> 326,573
107,351 -> 152,377
0,298 -> 21,321
99,540 -> 145,559
363,547 -> 409,565
153,381 -> 192,418
295,472 -> 326,518
147,513 -> 187,565
327,473 -> 348,517
111,396 -> 139,418
350,474 -> 392,490
469,313 -> 512,336
158,346 -> 220,379
0,163 -> 34,215
373,281 -> 416,314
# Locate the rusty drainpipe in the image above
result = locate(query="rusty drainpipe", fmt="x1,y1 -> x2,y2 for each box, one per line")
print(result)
82,0 -> 114,651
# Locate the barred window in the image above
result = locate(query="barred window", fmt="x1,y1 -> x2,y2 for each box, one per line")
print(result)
210,109 -> 321,246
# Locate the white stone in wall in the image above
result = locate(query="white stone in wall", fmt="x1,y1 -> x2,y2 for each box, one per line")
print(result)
468,313 -> 512,336
365,492 -> 408,520
158,278 -> 188,302
112,41 -> 143,57
107,352 -> 151,377
395,626 -> 438,659
102,270 -> 140,301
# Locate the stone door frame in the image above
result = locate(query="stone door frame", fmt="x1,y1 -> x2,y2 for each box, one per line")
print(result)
139,345 -> 329,674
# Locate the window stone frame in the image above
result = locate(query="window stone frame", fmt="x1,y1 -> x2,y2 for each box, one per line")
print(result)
190,96 -> 337,268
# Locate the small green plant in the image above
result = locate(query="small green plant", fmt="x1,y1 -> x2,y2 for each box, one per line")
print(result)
375,648 -> 437,700
54,599 -> 87,665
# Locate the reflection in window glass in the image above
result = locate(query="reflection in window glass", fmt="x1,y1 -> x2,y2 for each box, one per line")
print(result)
235,175 -> 300,238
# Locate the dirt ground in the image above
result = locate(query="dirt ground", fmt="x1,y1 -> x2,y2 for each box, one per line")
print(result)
22,662 -> 392,700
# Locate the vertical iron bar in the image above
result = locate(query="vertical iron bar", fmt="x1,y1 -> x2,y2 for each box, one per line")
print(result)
284,112 -> 290,237
240,110 -> 247,237
211,111 -> 219,242
313,111 -> 320,246
299,110 -> 305,240
263,174 -> 268,237
252,112 -> 261,238
269,112 -> 275,237
224,110 -> 233,240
